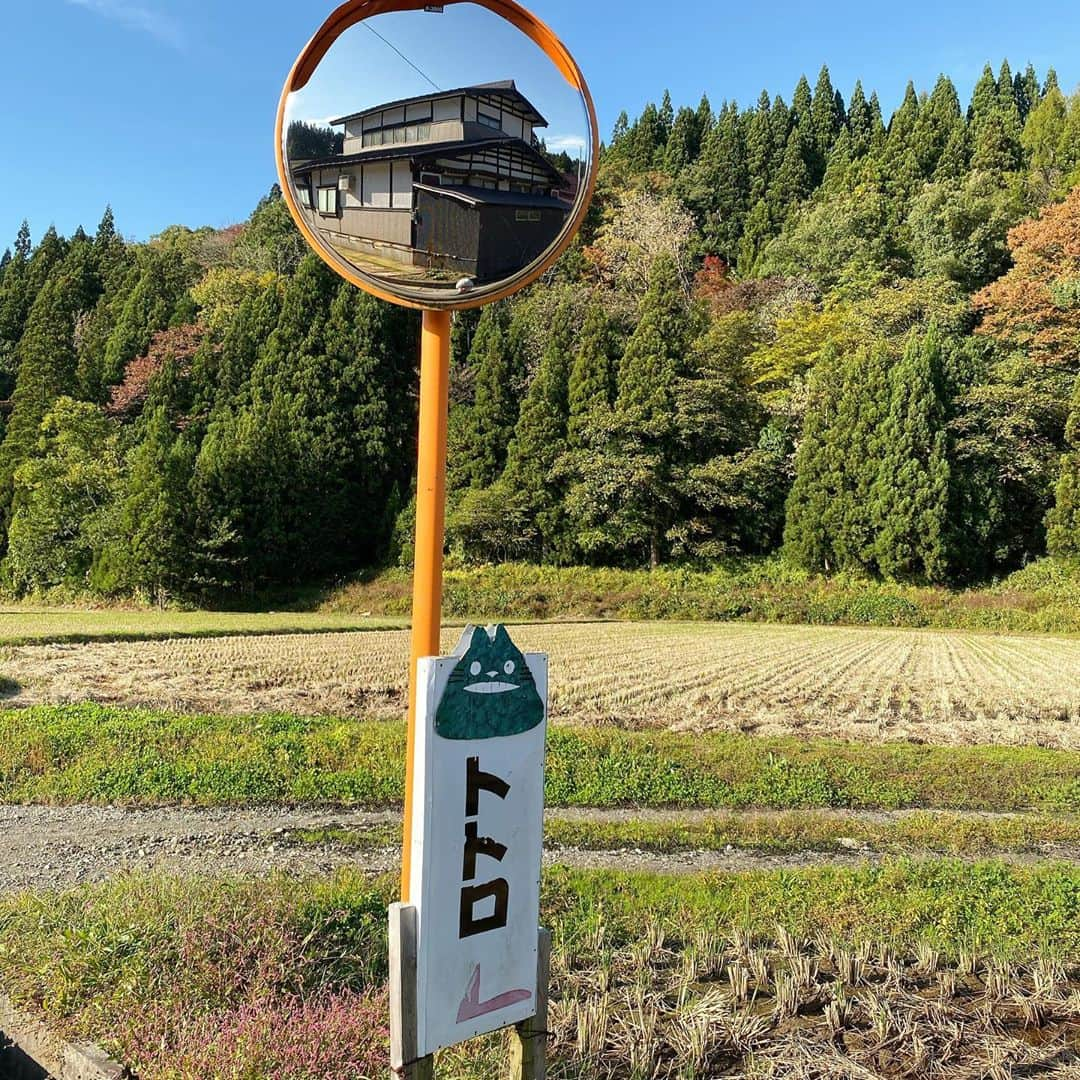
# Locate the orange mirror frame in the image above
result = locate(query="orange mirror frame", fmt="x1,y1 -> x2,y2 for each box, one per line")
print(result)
275,0 -> 599,310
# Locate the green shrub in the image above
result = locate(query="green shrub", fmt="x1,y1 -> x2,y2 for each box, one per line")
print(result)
319,557 -> 1080,633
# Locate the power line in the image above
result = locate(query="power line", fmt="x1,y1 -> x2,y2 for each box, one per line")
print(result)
363,23 -> 441,92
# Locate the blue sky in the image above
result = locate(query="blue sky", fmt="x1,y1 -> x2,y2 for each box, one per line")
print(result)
3,0 -> 1080,249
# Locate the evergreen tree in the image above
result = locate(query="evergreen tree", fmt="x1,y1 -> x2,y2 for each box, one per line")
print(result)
848,81 -> 874,157
191,399 -> 291,589
231,186 -> 307,275
567,300 -> 616,447
685,102 -> 748,260
828,342 -> 891,570
792,75 -> 813,134
664,106 -> 703,175
112,403 -> 198,598
0,274 -> 80,533
968,63 -> 999,123
565,257 -> 692,567
610,111 -> 630,149
912,75 -> 963,178
670,314 -> 779,557
1046,374 -> 1080,558
744,91 -> 774,203
782,342 -> 892,574
450,307 -> 481,371
769,95 -> 793,173
821,128 -> 854,192
101,248 -> 193,386
0,225 -> 66,354
971,108 -> 1023,172
1015,63 -> 1041,124
14,222 -> 31,261
810,65 -> 843,183
996,60 -> 1018,115
736,198 -> 773,275
769,126 -> 812,215
501,294 -> 576,559
1023,85 -> 1068,196
1057,95 -> 1080,184
871,326 -> 951,582
462,305 -> 516,487
210,280 -> 282,412
658,90 -> 674,144
783,347 -> 845,572
969,61 -> 1022,172
696,93 -> 714,139
627,102 -> 666,171
867,91 -> 887,151
882,81 -> 922,191
933,121 -> 970,181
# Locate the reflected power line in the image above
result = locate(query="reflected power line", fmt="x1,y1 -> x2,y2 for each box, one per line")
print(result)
363,23 -> 442,91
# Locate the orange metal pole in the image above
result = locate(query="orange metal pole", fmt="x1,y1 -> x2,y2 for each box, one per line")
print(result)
401,308 -> 451,903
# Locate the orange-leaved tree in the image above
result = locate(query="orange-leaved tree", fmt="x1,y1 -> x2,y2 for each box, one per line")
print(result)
973,185 -> 1080,366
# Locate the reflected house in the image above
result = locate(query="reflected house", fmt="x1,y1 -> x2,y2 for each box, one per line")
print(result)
290,81 -> 572,283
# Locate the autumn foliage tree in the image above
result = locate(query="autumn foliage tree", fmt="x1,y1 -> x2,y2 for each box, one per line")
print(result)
106,324 -> 206,419
973,184 -> 1080,367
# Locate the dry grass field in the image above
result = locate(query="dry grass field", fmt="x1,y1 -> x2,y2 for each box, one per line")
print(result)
5,621 -> 1079,747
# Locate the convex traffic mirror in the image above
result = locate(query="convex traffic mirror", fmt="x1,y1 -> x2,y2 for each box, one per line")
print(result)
277,0 -> 598,310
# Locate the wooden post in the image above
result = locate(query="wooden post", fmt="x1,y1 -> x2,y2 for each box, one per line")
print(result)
389,903 -> 436,1080
509,927 -> 551,1080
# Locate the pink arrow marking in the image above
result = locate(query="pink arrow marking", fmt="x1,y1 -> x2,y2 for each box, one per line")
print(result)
456,964 -> 532,1023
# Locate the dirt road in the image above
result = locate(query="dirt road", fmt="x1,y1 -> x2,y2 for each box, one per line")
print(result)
2,805 -> 1077,892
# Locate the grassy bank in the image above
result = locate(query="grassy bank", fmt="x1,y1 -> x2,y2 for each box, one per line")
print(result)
0,607 -> 406,645
321,557 -> 1080,633
2,704 -> 1077,811
1,863 -> 1077,1079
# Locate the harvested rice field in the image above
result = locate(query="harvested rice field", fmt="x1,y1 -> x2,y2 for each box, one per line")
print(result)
5,621 -> 1079,747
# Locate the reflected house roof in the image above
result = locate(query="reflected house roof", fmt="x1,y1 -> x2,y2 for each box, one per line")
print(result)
330,80 -> 549,129
291,134 -> 565,190
412,182 -> 568,209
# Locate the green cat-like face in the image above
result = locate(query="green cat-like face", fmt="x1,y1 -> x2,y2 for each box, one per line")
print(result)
435,625 -> 544,740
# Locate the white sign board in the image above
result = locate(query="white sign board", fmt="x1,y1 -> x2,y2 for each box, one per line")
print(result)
408,624 -> 548,1057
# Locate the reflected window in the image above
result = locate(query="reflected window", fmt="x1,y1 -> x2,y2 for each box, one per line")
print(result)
317,186 -> 339,215
477,109 -> 501,130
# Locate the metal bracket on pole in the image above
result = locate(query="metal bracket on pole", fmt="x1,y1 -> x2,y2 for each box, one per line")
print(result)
389,903 -> 435,1080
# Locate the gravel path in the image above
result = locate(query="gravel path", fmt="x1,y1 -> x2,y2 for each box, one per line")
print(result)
2,806 -> 1078,892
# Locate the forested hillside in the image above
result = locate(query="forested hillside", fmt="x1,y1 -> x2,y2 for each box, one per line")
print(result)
1,60 -> 1079,599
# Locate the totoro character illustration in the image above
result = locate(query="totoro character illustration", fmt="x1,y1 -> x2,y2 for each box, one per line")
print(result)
435,624 -> 544,740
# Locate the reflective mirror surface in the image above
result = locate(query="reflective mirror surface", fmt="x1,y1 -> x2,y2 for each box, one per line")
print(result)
280,2 -> 594,307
